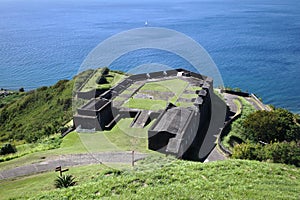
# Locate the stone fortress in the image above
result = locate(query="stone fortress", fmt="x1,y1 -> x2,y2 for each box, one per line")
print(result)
73,68 -> 226,161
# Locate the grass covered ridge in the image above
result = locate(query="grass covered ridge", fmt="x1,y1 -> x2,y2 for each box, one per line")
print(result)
0,79 -> 74,144
4,158 -> 298,200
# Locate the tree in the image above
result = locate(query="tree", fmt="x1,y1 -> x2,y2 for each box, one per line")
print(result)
19,87 -> 24,92
242,109 -> 300,143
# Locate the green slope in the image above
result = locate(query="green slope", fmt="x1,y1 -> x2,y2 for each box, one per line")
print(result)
0,79 -> 74,143
3,157 -> 298,200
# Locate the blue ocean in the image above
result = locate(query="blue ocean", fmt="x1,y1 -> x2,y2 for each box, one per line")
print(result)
0,0 -> 299,113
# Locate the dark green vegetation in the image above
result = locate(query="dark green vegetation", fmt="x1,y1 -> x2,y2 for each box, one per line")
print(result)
0,91 -> 25,109
232,108 -> 300,166
2,157 -> 299,200
0,143 -> 17,155
0,79 -> 73,144
232,141 -> 300,167
54,174 -> 77,189
242,108 -> 300,143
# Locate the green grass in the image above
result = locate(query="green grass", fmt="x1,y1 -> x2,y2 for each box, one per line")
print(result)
122,98 -> 167,111
180,93 -> 198,99
0,116 -> 154,169
0,92 -> 25,108
3,157 -> 298,200
97,72 -> 125,90
102,118 -> 155,152
187,86 -> 202,91
0,135 -> 62,163
0,163 -> 130,200
140,79 -> 188,96
175,101 -> 194,107
113,96 -> 127,102
0,79 -> 74,143
80,69 -> 126,92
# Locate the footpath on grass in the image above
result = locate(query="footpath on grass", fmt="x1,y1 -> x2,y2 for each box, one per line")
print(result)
0,152 -> 147,180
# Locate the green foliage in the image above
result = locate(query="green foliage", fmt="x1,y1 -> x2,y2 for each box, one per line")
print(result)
0,92 -> 25,108
0,143 -> 17,155
0,135 -> 62,162
242,108 -> 300,143
232,141 -> 300,167
0,79 -> 74,143
54,174 -> 77,188
73,69 -> 95,91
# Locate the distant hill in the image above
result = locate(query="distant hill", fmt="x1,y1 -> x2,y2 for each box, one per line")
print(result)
0,79 -> 74,143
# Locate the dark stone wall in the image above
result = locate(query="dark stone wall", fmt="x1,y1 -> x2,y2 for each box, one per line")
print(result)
77,89 -> 108,99
77,109 -> 97,116
98,101 -> 114,130
149,71 -> 165,79
148,131 -> 176,152
73,115 -> 101,130
190,72 -> 204,80
129,73 -> 149,81
183,91 -> 212,161
164,69 -> 179,76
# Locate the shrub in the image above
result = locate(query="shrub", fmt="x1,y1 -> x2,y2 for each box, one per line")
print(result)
232,141 -> 300,167
242,109 -> 300,143
54,174 -> 77,188
0,143 -> 17,155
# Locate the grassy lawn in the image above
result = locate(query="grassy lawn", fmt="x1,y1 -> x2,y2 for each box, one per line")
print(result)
140,79 -> 188,96
186,85 -> 202,91
0,163 -> 130,200
102,118 -> 155,152
180,93 -> 198,99
80,69 -> 126,92
97,72 -> 125,90
7,157 -> 298,200
0,118 -> 153,171
122,98 -> 167,111
175,102 -> 194,107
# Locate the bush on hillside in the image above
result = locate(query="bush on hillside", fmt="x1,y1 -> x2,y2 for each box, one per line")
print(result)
0,143 -> 17,155
232,141 -> 300,167
242,109 -> 300,143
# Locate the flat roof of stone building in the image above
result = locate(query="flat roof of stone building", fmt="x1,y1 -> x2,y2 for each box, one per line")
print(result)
152,107 -> 194,135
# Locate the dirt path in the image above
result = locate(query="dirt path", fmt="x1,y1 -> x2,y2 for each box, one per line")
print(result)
0,152 -> 147,180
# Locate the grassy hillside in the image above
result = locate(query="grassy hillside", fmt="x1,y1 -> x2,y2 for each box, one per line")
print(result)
1,157 -> 298,200
0,79 -> 74,144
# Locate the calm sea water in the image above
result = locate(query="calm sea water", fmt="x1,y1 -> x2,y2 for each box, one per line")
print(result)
0,0 -> 299,113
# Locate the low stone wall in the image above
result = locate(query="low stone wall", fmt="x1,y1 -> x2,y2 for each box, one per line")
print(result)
222,90 -> 250,97
77,89 -> 108,99
217,99 -> 243,156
